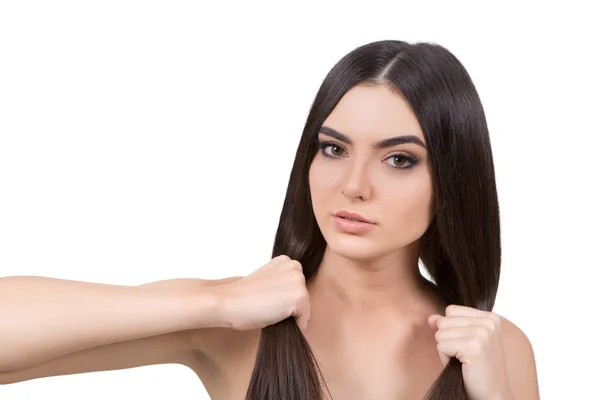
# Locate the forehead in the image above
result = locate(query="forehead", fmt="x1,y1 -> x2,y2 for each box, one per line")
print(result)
322,84 -> 425,143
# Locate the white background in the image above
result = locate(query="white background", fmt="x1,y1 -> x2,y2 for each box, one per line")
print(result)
1,1 -> 598,399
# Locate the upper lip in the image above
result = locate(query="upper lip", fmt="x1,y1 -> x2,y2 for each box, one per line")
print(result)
333,210 -> 375,224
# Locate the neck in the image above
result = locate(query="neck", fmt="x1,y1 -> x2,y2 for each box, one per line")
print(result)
308,240 -> 438,316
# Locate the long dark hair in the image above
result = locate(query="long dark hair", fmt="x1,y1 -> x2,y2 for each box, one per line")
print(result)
245,40 -> 501,400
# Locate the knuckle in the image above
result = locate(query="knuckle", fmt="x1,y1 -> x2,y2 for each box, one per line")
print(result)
445,304 -> 457,315
474,326 -> 489,340
484,318 -> 496,331
491,313 -> 502,326
289,260 -> 303,271
295,273 -> 306,285
297,288 -> 309,302
436,316 -> 447,328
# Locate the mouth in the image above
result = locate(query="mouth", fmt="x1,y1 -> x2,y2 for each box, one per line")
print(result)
332,212 -> 377,234
338,216 -> 365,222
337,216 -> 371,224
332,210 -> 375,224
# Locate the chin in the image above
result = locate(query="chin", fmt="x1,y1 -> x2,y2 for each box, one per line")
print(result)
324,233 -> 386,262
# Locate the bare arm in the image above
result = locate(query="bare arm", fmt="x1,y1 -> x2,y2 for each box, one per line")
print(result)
0,275 -> 239,373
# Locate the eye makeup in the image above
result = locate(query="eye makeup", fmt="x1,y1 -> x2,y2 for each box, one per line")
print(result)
315,140 -> 420,170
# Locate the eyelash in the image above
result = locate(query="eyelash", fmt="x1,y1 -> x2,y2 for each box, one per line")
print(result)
316,141 -> 419,170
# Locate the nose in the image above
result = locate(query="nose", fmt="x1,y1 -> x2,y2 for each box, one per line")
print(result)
341,160 -> 371,201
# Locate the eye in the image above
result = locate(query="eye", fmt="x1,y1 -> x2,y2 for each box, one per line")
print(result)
384,153 -> 418,169
327,144 -> 344,157
317,141 -> 346,158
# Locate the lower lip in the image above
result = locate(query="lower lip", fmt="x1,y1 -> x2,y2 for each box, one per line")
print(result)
333,216 -> 376,234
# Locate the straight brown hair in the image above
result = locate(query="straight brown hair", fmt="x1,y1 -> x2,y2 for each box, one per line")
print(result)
245,39 -> 501,400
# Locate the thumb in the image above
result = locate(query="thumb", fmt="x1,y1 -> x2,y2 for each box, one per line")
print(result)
427,314 -> 441,331
294,298 -> 310,331
427,314 -> 451,367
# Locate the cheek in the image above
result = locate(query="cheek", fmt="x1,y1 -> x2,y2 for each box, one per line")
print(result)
309,160 -> 340,210
310,158 -> 341,187
383,176 -> 433,238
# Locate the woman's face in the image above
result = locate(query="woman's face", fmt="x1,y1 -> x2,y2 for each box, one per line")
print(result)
309,84 -> 434,261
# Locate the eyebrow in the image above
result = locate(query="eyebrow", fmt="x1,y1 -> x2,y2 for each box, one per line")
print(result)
318,126 -> 427,150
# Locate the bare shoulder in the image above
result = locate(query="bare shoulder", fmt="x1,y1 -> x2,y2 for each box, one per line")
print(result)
498,314 -> 540,399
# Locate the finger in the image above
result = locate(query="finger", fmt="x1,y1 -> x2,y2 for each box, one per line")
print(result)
274,254 -> 291,265
262,255 -> 289,270
435,326 -> 480,341
437,338 -> 462,359
445,304 -> 490,318
436,316 -> 495,330
427,314 -> 442,331
295,304 -> 309,331
436,337 -> 479,364
295,316 -> 307,330
435,343 -> 451,367
292,291 -> 310,330
289,260 -> 304,273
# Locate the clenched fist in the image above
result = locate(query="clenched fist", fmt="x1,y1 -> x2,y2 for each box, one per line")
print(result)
216,255 -> 311,331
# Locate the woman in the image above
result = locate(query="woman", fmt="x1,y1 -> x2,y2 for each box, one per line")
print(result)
0,40 -> 539,399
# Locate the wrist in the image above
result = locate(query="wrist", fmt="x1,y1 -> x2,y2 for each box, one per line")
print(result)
138,278 -> 231,330
206,283 -> 236,329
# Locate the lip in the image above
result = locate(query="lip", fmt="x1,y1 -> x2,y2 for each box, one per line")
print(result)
332,214 -> 376,235
333,210 -> 375,224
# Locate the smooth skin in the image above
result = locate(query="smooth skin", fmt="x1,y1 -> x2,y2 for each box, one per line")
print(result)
0,84 -> 539,399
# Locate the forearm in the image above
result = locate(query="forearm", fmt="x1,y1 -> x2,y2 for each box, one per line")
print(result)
0,275 -> 224,371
